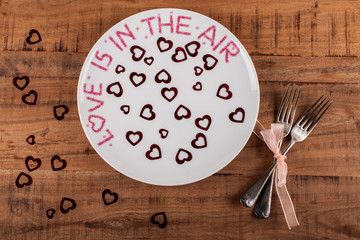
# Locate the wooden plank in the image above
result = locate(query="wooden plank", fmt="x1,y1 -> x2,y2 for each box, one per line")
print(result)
1,170 -> 359,239
1,0 -> 360,57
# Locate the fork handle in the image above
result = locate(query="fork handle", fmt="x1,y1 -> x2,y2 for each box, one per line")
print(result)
254,171 -> 275,218
239,161 -> 276,207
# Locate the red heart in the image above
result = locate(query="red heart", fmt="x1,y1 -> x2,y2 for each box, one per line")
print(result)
229,107 -> 245,123
174,105 -> 191,120
25,156 -> 42,172
13,76 -> 29,90
120,105 -> 130,114
130,45 -> 146,61
175,148 -> 193,164
195,115 -> 212,131
126,131 -> 143,146
191,133 -> 207,149
102,189 -> 119,206
115,64 -> 125,74
15,172 -> 33,188
157,37 -> 173,52
155,69 -> 171,84
194,66 -> 203,76
51,155 -> 67,171
216,84 -> 232,100
106,82 -> 123,97
144,57 -> 154,65
171,47 -> 187,63
140,104 -> 156,121
60,197 -> 76,214
129,72 -> 146,87
161,87 -> 178,102
203,54 -> 218,70
53,105 -> 69,120
26,29 -> 41,44
88,115 -> 106,133
193,82 -> 202,91
185,41 -> 201,57
159,129 -> 168,139
22,90 -> 38,105
145,144 -> 162,160
151,212 -> 167,228
46,209 -> 56,219
26,135 -> 35,145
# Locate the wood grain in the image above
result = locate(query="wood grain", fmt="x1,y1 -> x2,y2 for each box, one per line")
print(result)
1,0 -> 360,239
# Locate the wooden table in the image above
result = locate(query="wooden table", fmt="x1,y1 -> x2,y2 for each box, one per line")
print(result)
1,0 -> 359,239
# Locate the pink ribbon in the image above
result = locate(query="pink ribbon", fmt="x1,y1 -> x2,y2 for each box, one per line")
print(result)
253,120 -> 299,229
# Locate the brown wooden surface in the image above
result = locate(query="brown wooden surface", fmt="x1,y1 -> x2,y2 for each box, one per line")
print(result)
1,0 -> 360,239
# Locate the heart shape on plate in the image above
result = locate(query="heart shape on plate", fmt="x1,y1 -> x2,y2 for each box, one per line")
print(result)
22,90 -> 38,105
159,129 -> 168,139
88,115 -> 106,133
126,131 -> 143,146
13,76 -> 30,91
194,66 -> 203,76
60,197 -> 76,214
120,105 -> 130,114
195,115 -> 212,131
140,104 -> 156,120
106,82 -> 123,97
26,135 -> 35,145
216,84 -> 232,100
25,156 -> 42,172
155,69 -> 171,84
161,87 -> 178,102
115,64 -> 126,74
229,107 -> 245,123
175,148 -> 193,164
53,105 -> 69,120
151,212 -> 167,228
174,105 -> 191,120
129,72 -> 146,87
171,47 -> 187,63
203,54 -> 218,70
15,172 -> 33,188
102,189 -> 119,206
130,45 -> 146,61
51,155 -> 67,171
26,29 -> 41,44
144,57 -> 154,65
185,41 -> 201,57
46,209 -> 56,219
191,133 -> 207,149
193,82 -> 202,91
157,37 -> 173,52
145,144 -> 162,160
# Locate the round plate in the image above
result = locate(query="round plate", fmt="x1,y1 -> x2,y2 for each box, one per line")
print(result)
77,8 -> 259,186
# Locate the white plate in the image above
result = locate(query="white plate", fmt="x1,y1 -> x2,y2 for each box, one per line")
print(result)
77,8 -> 259,186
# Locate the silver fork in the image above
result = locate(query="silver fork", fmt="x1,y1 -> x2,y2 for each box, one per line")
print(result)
254,95 -> 332,218
239,84 -> 300,208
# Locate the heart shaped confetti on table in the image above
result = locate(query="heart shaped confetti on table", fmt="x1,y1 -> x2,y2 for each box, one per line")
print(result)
25,156 -> 42,172
77,8 -> 259,186
26,135 -> 35,145
151,212 -> 167,228
13,76 -> 30,91
60,197 -> 76,214
26,29 -> 41,44
53,105 -> 69,120
46,209 -> 56,219
15,172 -> 33,188
102,189 -> 119,205
51,155 -> 67,171
22,90 -> 38,105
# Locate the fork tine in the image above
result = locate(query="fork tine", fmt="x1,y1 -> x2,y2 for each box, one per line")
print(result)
276,84 -> 291,122
296,95 -> 324,126
306,100 -> 332,132
280,84 -> 294,122
285,85 -> 300,123
288,86 -> 301,125
300,96 -> 327,128
303,98 -> 330,130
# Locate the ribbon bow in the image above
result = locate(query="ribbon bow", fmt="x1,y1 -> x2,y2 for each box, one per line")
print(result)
253,120 -> 299,229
